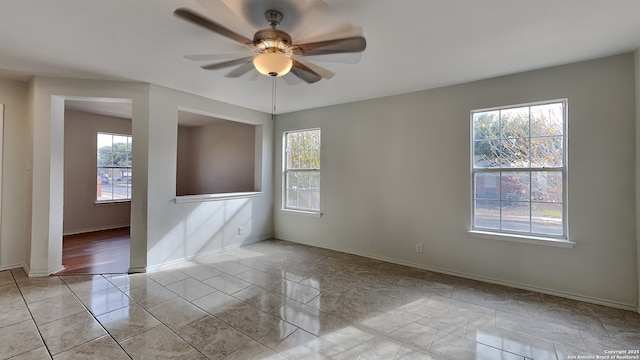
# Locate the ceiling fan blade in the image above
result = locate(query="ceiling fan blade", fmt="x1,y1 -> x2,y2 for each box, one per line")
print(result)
225,62 -> 255,78
301,52 -> 363,64
292,58 -> 334,79
174,8 -> 252,45
195,0 -> 257,36
295,23 -> 364,45
290,60 -> 322,84
201,57 -> 253,70
288,0 -> 343,40
294,36 -> 366,56
283,72 -> 303,86
185,53 -> 250,61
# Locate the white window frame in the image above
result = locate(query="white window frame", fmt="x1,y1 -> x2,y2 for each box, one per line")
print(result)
283,128 -> 321,214
470,99 -> 569,243
97,132 -> 132,203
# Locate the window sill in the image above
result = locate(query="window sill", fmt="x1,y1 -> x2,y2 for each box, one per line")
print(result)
95,200 -> 131,206
175,192 -> 262,203
468,230 -> 575,248
281,209 -> 322,217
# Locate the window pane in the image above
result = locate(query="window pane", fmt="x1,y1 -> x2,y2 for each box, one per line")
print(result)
474,200 -> 500,230
501,172 -> 530,201
501,107 -> 529,138
97,133 -> 112,148
531,171 -> 562,203
97,167 -> 114,201
531,103 -> 563,136
473,140 -> 500,168
309,189 -> 320,211
310,171 -> 320,187
297,190 -> 310,210
501,201 -> 530,232
97,151 -> 113,167
286,148 -> 294,169
473,111 -> 500,140
298,172 -> 310,191
474,173 -> 499,200
532,203 -> 563,235
286,171 -> 298,192
286,190 -> 297,208
113,135 -> 127,147
501,138 -> 530,167
531,136 -> 563,167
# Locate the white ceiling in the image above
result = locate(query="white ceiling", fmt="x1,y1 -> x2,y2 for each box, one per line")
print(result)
1,0 -> 639,115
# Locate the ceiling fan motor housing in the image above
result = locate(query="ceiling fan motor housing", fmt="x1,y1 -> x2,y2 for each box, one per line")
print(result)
254,28 -> 292,55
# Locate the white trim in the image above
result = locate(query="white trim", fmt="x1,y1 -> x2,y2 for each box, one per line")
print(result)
128,267 -> 146,274
145,235 -> 270,273
468,230 -> 575,248
280,209 -> 322,217
0,104 -> 3,261
28,265 -> 65,277
95,200 -> 131,206
276,236 -> 635,311
0,263 -> 24,272
63,224 -> 130,236
28,270 -> 50,277
175,192 -> 262,203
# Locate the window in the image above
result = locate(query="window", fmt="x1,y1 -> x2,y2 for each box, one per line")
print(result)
471,100 -> 566,238
284,129 -> 321,213
97,132 -> 132,202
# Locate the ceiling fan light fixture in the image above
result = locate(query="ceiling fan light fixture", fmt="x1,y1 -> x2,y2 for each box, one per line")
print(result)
253,51 -> 293,77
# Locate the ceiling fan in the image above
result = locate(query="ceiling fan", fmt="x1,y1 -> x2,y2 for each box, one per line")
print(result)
173,1 -> 366,84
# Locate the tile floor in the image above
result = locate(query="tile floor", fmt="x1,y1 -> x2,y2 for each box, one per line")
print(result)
1,239 -> 639,359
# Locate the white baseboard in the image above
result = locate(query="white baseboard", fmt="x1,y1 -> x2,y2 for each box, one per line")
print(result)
277,236 -> 638,312
63,224 -> 129,236
0,263 -> 24,272
24,264 -> 66,277
145,235 -> 271,273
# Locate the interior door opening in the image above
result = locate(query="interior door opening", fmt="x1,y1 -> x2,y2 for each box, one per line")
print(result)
57,98 -> 133,275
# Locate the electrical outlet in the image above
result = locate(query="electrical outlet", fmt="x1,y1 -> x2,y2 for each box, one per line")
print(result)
238,226 -> 244,235
416,244 -> 423,253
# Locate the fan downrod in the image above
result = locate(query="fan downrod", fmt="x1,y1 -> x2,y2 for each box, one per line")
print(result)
265,10 -> 284,28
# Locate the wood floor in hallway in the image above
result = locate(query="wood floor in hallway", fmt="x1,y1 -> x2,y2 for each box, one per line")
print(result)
56,227 -> 130,275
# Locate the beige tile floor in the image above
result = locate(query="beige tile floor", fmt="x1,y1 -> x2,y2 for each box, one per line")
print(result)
1,239 -> 639,359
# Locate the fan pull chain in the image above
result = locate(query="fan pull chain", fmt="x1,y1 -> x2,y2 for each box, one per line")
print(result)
272,76 -> 277,117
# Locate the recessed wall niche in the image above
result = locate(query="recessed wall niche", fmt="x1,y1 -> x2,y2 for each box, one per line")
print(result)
176,110 -> 259,196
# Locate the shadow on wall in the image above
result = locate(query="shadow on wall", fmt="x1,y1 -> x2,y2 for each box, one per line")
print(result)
149,198 -> 255,268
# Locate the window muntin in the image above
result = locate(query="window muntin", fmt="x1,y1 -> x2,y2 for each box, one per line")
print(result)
97,132 -> 132,202
472,100 -> 566,238
284,129 -> 320,212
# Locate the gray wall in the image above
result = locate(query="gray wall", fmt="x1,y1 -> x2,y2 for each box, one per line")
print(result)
274,54 -> 638,309
145,85 -> 273,269
63,109 -> 131,234
0,78 -> 29,270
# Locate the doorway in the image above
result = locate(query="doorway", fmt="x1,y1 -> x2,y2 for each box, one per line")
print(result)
58,98 -> 133,275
